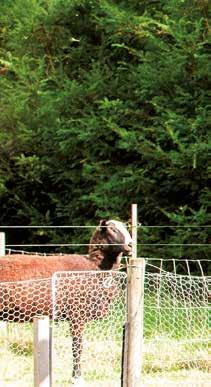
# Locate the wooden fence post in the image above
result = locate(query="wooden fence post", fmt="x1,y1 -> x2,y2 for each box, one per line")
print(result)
122,205 -> 145,386
0,232 -> 5,256
124,258 -> 145,387
122,258 -> 145,387
34,316 -> 51,387
131,203 -> 137,260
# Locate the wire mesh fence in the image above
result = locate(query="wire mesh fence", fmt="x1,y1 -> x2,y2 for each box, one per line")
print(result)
52,271 -> 127,386
142,270 -> 210,386
0,265 -> 210,386
0,277 -> 51,387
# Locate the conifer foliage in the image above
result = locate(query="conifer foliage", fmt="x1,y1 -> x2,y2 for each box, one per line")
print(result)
0,1 -> 209,263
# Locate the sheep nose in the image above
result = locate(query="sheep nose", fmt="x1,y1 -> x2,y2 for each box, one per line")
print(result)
127,242 -> 132,251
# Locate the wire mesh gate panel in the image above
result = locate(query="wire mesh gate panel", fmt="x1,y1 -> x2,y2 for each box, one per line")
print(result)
143,272 -> 210,386
52,271 -> 127,386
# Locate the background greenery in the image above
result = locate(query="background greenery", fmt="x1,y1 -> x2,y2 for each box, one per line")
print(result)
0,0 -> 210,269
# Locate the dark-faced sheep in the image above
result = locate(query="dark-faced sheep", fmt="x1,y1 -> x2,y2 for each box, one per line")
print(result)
0,220 -> 132,385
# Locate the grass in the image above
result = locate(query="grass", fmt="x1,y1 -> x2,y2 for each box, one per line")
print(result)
0,322 -> 33,386
53,319 -> 123,386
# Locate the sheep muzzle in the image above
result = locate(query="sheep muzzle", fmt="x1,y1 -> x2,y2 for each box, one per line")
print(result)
122,242 -> 132,255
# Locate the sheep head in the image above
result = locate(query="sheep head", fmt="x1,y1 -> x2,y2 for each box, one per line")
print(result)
89,220 -> 132,269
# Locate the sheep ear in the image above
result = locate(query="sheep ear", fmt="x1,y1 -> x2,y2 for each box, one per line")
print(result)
98,219 -> 108,232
